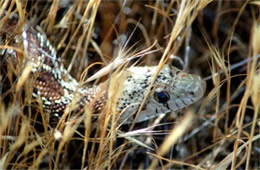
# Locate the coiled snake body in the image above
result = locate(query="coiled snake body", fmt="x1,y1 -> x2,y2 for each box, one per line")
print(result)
21,26 -> 206,124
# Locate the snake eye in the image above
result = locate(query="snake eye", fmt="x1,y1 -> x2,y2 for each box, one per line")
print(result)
154,91 -> 170,103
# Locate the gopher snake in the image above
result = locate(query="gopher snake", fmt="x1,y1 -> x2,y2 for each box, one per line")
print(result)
21,26 -> 206,124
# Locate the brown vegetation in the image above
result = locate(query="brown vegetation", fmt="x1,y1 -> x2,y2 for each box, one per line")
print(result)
0,0 -> 259,169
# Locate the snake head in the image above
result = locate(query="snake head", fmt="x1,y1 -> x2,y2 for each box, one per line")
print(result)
117,65 -> 206,124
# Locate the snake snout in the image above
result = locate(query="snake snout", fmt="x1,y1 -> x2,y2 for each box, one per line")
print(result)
187,75 -> 206,100
176,73 -> 206,100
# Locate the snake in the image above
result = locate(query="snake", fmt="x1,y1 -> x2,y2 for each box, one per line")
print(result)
20,26 -> 206,124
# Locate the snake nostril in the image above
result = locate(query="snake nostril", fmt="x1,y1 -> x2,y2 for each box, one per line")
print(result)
194,78 -> 206,99
201,79 -> 207,92
184,75 -> 206,99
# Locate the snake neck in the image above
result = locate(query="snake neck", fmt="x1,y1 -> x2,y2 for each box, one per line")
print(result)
33,70 -> 108,118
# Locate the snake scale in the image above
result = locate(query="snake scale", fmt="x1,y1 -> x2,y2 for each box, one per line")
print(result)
21,26 -> 206,124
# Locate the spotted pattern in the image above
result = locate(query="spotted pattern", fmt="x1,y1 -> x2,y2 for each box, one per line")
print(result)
22,26 -> 206,124
116,65 -> 206,123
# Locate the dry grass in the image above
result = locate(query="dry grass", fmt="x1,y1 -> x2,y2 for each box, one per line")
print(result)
0,0 -> 259,169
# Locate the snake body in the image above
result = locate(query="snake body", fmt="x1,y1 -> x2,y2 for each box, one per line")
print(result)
22,26 -> 206,124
